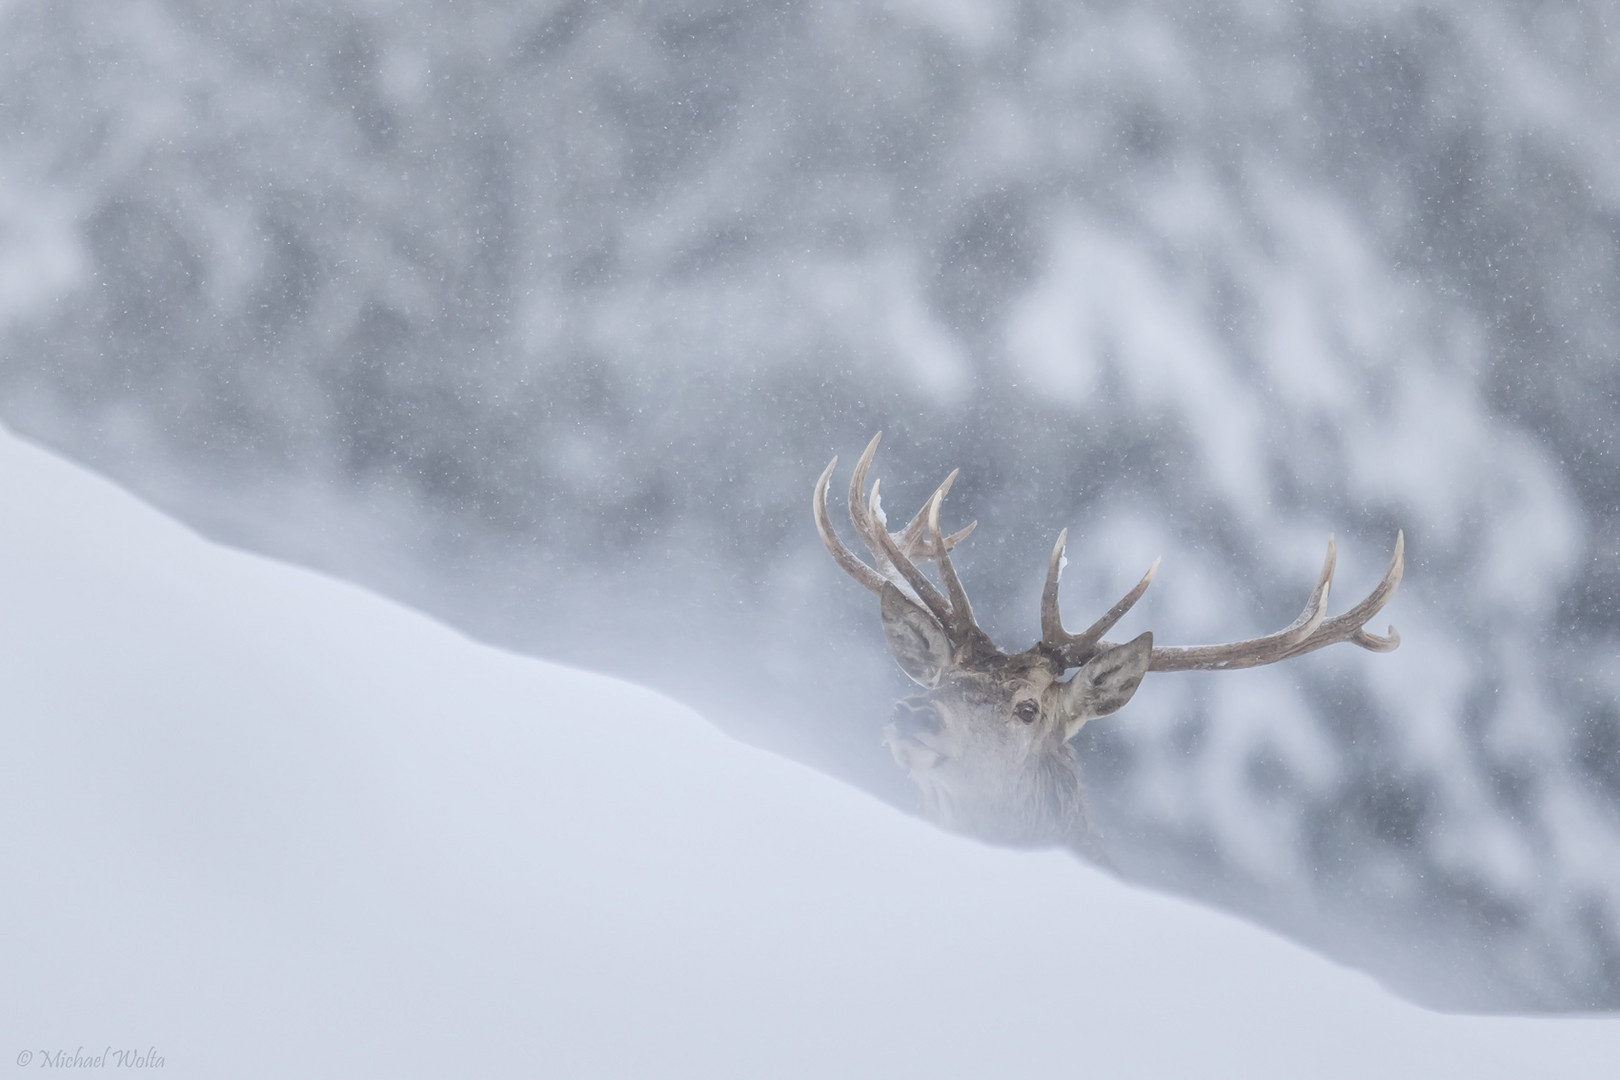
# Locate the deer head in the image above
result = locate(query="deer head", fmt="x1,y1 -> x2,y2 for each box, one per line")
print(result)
813,434 -> 1403,851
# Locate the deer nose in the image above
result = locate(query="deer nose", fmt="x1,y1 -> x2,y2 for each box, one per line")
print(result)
888,699 -> 941,742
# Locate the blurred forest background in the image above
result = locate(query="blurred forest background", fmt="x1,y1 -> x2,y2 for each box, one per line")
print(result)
2,0 -> 1618,1011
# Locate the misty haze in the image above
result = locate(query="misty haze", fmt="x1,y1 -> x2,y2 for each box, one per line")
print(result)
2,0 -> 1619,1051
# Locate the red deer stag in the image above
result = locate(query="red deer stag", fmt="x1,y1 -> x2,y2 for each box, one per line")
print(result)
813,434 -> 1403,852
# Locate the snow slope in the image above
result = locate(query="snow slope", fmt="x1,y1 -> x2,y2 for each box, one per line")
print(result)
0,424 -> 1615,1079
6,0 -> 1619,1010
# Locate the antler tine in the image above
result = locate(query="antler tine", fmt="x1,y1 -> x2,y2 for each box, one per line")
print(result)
1040,529 -> 1070,646
847,432 -> 891,571
1066,558 -> 1161,662
1147,534 -> 1385,672
891,471 -> 976,558
1282,530 -> 1404,659
893,468 -> 955,552
813,455 -> 887,595
926,478 -> 978,634
868,480 -> 957,632
1040,528 -> 1160,664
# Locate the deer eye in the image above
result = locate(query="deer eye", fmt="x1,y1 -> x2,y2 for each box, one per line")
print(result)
1013,699 -> 1040,724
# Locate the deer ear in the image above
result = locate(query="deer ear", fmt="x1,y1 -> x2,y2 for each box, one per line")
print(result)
1060,631 -> 1153,739
879,582 -> 953,688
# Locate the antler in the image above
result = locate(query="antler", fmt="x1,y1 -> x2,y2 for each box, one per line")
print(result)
818,434 -> 1404,674
1040,529 -> 1161,668
813,433 -> 988,649
1144,532 -> 1404,671
1042,528 -> 1402,671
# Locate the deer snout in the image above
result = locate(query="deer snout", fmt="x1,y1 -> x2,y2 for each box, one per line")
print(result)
884,698 -> 948,775
888,698 -> 941,743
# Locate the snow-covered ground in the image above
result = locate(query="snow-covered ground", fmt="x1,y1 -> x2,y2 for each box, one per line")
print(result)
1,423 -> 1615,1079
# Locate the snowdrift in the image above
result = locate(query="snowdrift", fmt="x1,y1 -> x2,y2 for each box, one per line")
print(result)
1,425 -> 1614,1078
